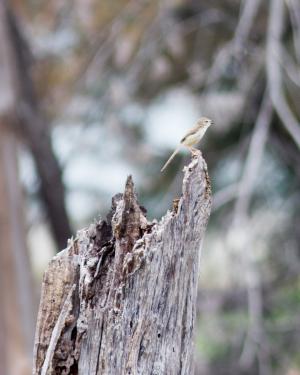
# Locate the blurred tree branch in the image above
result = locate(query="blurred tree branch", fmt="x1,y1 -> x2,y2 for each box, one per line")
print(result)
287,0 -> 300,63
266,0 -> 300,149
1,1 -> 72,250
230,92 -> 273,375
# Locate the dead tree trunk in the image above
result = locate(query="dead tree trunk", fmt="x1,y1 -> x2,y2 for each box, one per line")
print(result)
33,154 -> 212,375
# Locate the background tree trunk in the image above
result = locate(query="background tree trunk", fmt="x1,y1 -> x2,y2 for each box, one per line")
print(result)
0,0 -> 72,250
33,153 -> 211,375
0,122 -> 34,375
0,3 -> 36,374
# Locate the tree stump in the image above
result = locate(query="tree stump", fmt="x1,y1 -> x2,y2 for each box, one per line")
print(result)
33,153 -> 212,375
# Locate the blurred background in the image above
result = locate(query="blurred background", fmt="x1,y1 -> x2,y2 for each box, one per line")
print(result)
0,0 -> 299,374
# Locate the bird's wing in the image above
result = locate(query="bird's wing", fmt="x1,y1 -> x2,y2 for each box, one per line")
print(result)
180,125 -> 199,143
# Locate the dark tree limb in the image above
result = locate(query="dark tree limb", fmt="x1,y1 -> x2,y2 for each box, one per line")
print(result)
33,153 -> 211,374
0,1 -> 72,249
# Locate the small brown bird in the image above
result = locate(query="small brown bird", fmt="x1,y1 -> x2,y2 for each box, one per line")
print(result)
161,117 -> 213,172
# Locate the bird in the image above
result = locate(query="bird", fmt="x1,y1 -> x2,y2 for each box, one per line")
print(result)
160,117 -> 213,172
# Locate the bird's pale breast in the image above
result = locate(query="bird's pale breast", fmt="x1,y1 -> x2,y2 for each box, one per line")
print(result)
182,127 -> 207,146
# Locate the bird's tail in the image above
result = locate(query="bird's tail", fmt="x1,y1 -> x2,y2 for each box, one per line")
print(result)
161,146 -> 181,172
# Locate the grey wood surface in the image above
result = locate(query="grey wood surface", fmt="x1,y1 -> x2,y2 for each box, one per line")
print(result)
33,153 -> 212,375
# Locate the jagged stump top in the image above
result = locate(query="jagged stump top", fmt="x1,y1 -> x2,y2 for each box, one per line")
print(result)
33,153 -> 211,375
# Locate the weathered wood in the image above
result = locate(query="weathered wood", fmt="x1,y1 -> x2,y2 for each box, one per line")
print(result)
33,153 -> 212,375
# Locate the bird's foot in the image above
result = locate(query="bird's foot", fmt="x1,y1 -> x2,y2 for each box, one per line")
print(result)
191,148 -> 201,157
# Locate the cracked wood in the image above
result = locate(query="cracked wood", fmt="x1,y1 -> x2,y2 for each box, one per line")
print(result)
33,153 -> 212,375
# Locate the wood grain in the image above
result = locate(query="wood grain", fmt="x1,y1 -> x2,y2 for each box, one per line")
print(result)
33,153 -> 212,375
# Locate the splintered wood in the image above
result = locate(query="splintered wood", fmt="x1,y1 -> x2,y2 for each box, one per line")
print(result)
33,154 -> 212,375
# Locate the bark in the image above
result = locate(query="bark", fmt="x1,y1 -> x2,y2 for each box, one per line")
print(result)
33,153 -> 211,375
